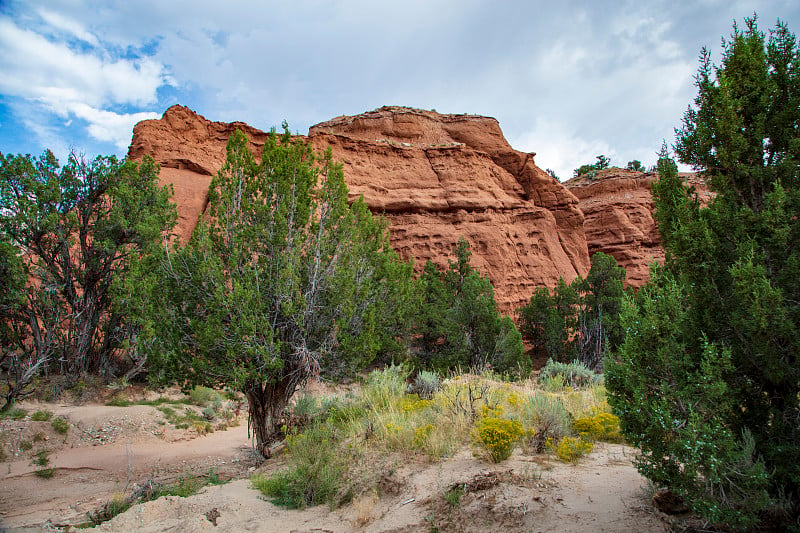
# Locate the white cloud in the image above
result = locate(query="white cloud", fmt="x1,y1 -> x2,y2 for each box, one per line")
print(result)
1,0 -> 798,165
514,118 -> 615,181
0,19 -> 167,108
0,15 -> 170,150
69,103 -> 159,149
37,8 -> 100,47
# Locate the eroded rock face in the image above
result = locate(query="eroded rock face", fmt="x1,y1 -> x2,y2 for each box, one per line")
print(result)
565,169 -> 711,287
129,105 -> 590,313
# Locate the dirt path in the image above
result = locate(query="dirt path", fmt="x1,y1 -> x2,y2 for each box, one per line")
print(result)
0,401 -> 258,530
86,445 -> 667,533
0,400 -> 669,532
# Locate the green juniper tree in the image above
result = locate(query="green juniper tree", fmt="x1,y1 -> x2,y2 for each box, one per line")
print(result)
573,155 -> 612,178
625,160 -> 645,172
518,279 -> 578,363
412,238 -> 527,375
573,252 -> 626,369
607,16 -> 800,528
518,252 -> 625,369
133,127 -> 408,455
0,151 -> 176,409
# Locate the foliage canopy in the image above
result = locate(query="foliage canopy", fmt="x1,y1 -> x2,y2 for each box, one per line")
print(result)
519,252 -> 625,369
411,238 -> 528,376
134,127 -> 409,455
607,16 -> 800,528
0,151 -> 176,409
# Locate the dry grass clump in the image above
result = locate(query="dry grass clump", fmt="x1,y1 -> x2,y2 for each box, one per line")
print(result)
350,490 -> 380,527
252,365 -> 612,510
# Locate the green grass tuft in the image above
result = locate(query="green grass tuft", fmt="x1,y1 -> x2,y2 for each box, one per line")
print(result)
34,467 -> 56,479
2,407 -> 28,420
31,410 -> 53,421
105,396 -> 134,407
251,422 -> 345,509
51,417 -> 69,434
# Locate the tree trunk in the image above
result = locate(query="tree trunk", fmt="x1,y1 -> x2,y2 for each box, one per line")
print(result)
245,381 -> 294,457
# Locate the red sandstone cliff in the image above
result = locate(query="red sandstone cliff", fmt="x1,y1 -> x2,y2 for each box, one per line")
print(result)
565,169 -> 712,287
128,105 -> 590,313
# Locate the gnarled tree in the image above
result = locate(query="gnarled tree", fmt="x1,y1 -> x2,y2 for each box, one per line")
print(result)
0,150 -> 176,408
137,127 -> 405,455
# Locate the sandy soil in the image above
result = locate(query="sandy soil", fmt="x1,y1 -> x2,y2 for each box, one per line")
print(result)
0,397 -> 670,532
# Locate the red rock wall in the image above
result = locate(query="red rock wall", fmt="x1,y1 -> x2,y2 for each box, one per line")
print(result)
129,105 -> 590,313
565,169 -> 711,287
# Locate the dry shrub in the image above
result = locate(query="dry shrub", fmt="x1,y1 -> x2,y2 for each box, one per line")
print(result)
350,490 -> 379,527
519,392 -> 572,454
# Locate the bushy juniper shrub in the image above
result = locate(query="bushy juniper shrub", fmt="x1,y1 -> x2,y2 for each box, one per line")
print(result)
573,155 -> 611,179
606,17 -> 800,529
412,239 -> 528,377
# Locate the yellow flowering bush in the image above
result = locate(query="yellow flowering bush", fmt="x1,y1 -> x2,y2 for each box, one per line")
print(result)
572,412 -> 622,442
474,417 -> 524,462
572,416 -> 603,438
507,393 -> 522,407
593,412 -> 622,441
398,395 -> 432,412
413,423 -> 435,448
552,436 -> 594,463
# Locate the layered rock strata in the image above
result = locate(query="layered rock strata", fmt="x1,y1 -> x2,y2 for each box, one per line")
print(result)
565,169 -> 711,287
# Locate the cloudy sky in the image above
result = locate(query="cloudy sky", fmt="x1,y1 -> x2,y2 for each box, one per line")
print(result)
1,1 -> 797,180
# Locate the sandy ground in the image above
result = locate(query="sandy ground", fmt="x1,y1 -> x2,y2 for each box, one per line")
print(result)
0,397 -> 670,533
